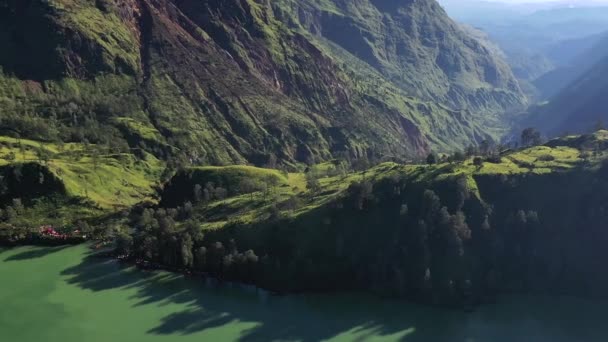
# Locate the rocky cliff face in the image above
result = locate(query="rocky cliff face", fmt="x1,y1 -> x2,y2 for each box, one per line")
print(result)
277,0 -> 525,112
0,0 -> 526,166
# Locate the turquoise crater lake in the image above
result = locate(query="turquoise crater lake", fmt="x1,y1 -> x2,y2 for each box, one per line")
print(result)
1,245 -> 608,342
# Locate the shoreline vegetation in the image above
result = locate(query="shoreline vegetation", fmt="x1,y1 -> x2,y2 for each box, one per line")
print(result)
3,130 -> 608,308
0,232 -> 86,247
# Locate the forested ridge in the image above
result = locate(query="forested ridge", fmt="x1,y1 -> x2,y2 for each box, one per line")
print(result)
107,131 -> 608,306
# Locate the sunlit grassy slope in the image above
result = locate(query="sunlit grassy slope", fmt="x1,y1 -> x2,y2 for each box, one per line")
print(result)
0,136 -> 164,209
2,131 -> 607,232
173,131 -> 608,231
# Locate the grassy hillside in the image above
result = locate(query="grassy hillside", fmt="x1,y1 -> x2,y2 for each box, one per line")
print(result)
0,136 -> 163,208
1,128 -> 600,229
155,132 -> 598,232
0,135 -> 164,238
113,130 -> 608,306
0,0 -> 525,167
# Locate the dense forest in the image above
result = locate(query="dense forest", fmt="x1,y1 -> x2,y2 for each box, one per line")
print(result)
85,130 -> 608,306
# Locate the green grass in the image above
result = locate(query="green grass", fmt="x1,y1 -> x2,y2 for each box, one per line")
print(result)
0,131 -> 603,233
0,136 -> 164,209
188,165 -> 289,185
185,135 -> 607,231
49,0 -> 140,74
182,163 -> 400,230
112,117 -> 163,142
48,153 -> 163,208
506,146 -> 581,171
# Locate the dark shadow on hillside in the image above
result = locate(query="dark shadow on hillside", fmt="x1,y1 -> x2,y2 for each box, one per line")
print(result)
60,253 -> 563,342
5,246 -> 68,261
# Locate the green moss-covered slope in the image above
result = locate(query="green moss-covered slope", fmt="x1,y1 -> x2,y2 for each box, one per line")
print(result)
0,135 -> 164,237
0,0 -> 525,166
275,0 -> 524,112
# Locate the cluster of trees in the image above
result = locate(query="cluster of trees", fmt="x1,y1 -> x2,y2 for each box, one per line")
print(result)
119,154 -> 608,306
0,198 -> 27,242
254,170 -> 608,304
238,175 -> 282,200
161,169 -> 290,208
0,196 -> 100,245
303,160 -> 354,194
0,198 -> 24,223
192,182 -> 228,204
124,174 -> 482,303
0,97 -> 130,148
116,207 -> 261,283
520,128 -> 543,147
336,176 -> 476,302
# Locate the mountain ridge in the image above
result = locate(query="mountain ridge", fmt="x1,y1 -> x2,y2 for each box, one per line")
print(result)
0,0 -> 526,166
523,55 -> 608,136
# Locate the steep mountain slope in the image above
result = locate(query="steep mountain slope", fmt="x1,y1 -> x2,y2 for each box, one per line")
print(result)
523,56 -> 608,136
544,31 -> 607,66
0,0 -> 525,167
275,0 -> 524,113
533,32 -> 608,99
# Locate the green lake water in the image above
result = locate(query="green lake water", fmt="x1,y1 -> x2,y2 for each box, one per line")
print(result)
2,245 -> 608,342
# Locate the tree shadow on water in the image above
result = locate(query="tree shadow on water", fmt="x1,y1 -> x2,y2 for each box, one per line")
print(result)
61,254 -> 158,292
60,253 -> 513,342
5,246 -> 68,261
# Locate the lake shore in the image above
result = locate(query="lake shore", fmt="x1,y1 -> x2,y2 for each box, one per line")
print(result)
2,245 -> 608,342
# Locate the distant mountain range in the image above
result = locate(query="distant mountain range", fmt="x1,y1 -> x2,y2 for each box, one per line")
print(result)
440,0 -> 608,17
522,40 -> 608,136
533,31 -> 608,99
439,0 -> 608,77
440,0 -> 608,138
